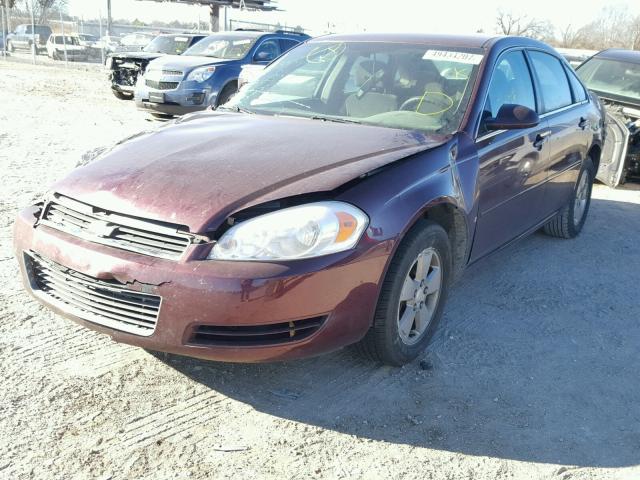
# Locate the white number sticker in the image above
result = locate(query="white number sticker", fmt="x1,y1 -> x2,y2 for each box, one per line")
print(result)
423,50 -> 483,65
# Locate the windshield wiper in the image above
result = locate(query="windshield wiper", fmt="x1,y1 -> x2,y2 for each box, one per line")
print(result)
310,115 -> 362,124
218,105 -> 255,114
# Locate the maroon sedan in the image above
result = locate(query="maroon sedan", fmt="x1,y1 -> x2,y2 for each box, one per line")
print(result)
14,34 -> 604,365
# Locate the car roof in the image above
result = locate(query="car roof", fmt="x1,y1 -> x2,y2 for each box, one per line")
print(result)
156,33 -> 204,38
311,32 -> 498,48
308,33 -> 556,54
593,48 -> 640,64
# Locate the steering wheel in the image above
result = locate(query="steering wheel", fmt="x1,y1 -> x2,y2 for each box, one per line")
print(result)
400,91 -> 454,116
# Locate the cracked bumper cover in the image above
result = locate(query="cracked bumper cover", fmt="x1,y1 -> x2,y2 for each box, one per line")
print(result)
14,206 -> 388,362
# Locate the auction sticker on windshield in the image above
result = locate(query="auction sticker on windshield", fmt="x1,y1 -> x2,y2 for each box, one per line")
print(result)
423,50 -> 483,64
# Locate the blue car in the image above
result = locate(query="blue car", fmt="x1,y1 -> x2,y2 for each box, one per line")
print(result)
135,30 -> 310,117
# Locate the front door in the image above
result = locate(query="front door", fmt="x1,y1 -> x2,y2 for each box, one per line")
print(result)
470,50 -> 551,261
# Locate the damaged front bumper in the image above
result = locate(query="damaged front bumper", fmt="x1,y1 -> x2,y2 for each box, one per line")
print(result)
14,205 -> 385,362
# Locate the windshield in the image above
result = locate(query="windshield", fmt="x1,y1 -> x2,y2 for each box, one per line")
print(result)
53,36 -> 80,46
227,41 -> 483,135
144,35 -> 193,55
183,35 -> 257,59
577,57 -> 640,103
26,26 -> 51,35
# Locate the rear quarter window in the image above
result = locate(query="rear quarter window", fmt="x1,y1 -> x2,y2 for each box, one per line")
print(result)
564,65 -> 588,102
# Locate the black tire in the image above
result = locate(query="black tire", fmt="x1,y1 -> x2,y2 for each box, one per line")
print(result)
111,89 -> 134,100
355,220 -> 452,366
216,83 -> 238,107
543,158 -> 595,239
150,112 -> 174,120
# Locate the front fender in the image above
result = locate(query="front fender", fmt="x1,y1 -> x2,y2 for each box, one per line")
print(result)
337,137 -> 477,281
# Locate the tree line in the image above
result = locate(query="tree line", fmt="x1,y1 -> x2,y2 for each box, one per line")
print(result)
495,6 -> 640,50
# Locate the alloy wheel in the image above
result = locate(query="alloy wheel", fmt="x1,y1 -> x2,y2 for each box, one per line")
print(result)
573,169 -> 589,227
397,247 -> 442,345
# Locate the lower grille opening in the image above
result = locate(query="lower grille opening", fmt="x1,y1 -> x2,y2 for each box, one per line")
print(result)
24,251 -> 161,337
189,316 -> 327,347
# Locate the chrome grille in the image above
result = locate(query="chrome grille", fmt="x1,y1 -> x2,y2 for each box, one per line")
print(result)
25,252 -> 161,336
145,79 -> 179,90
39,195 -> 192,259
162,69 -> 183,76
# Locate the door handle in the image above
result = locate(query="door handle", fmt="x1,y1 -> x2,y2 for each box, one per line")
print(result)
533,130 -> 551,150
579,117 -> 589,130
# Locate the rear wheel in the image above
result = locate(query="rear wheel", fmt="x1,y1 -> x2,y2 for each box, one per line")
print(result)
543,158 -> 594,239
355,220 -> 451,366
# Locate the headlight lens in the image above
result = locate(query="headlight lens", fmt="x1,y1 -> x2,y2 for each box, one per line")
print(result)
186,66 -> 216,82
209,201 -> 368,261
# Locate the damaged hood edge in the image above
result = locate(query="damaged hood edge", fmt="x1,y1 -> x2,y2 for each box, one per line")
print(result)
53,112 -> 449,233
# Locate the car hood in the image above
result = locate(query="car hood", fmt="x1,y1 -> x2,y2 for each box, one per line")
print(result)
147,54 -> 236,72
53,112 -> 448,233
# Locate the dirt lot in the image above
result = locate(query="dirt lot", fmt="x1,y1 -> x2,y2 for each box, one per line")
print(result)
1,58 -> 639,480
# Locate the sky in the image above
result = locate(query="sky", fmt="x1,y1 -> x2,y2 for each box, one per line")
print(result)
67,0 -> 640,35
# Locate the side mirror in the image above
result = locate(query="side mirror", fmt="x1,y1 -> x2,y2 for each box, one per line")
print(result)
485,104 -> 540,130
254,51 -> 273,62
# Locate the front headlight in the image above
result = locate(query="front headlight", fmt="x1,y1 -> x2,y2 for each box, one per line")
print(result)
209,201 -> 368,261
186,66 -> 216,82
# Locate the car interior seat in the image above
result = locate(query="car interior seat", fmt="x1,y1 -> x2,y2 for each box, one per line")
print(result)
345,59 -> 398,118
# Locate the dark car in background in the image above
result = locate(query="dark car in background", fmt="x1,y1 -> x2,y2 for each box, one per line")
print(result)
6,24 -> 52,54
108,33 -> 206,100
135,30 -> 309,116
15,34 -> 603,365
576,49 -> 640,187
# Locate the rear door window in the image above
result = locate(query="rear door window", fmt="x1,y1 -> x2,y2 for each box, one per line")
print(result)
528,51 -> 573,113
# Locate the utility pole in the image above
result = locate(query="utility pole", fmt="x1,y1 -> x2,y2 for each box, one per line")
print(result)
1,2 -> 5,59
209,4 -> 219,32
106,0 -> 112,35
30,0 -> 35,64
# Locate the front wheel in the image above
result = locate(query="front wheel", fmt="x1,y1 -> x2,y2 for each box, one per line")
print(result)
543,158 -> 594,239
355,220 -> 452,366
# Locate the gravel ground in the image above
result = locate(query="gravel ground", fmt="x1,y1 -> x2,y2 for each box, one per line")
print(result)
1,58 -> 640,480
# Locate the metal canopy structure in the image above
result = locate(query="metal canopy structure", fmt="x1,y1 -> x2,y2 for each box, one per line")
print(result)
141,0 -> 278,32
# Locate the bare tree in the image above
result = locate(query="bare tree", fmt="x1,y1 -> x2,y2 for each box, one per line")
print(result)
20,0 -> 67,24
558,24 -> 584,48
495,9 -> 554,41
630,15 -> 640,50
576,5 -> 635,50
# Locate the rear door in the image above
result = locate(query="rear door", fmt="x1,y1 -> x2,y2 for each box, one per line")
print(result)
470,49 -> 551,261
527,50 -> 589,216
